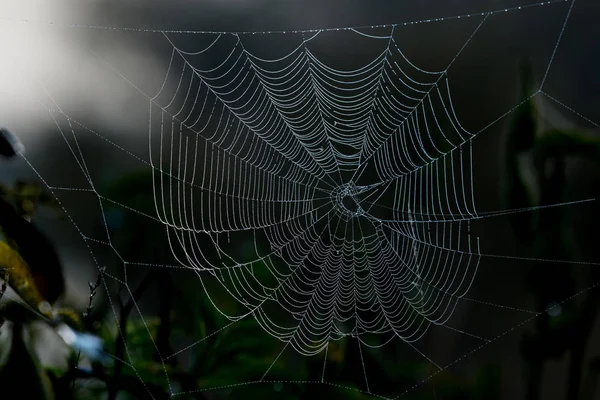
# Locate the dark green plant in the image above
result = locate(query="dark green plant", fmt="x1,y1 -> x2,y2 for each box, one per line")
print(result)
504,63 -> 600,400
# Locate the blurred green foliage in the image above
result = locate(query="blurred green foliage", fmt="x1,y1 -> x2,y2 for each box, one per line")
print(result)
1,62 -> 599,400
504,63 -> 600,400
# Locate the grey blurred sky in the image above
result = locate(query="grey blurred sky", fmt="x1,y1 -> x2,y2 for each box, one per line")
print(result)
0,0 -> 597,144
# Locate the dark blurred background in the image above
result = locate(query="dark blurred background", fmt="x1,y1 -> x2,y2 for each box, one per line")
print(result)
0,0 -> 599,399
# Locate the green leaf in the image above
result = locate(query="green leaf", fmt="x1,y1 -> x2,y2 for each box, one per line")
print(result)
506,62 -> 538,153
0,195 -> 65,306
535,129 -> 600,166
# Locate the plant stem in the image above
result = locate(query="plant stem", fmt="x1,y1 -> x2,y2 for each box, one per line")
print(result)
107,269 -> 155,400
72,266 -> 105,389
526,358 -> 544,400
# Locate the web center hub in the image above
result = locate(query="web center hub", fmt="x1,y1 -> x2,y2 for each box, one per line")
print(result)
331,182 -> 364,217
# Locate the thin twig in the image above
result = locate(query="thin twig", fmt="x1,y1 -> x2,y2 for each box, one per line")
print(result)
107,269 -> 156,400
84,267 -> 106,321
71,266 -> 105,389
154,248 -> 175,366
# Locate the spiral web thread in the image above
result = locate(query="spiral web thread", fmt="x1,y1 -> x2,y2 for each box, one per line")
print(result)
11,0 -> 600,398
150,17 -> 485,355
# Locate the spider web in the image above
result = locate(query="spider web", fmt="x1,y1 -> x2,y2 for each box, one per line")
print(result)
7,0 -> 600,398
153,14 -> 483,345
